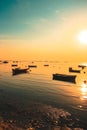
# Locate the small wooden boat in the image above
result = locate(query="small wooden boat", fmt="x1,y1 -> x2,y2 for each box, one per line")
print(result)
12,68 -> 29,75
3,60 -> 8,63
44,64 -> 49,66
69,67 -> 80,73
28,65 -> 37,68
11,64 -> 18,67
53,73 -> 76,83
78,65 -> 86,69
13,61 -> 18,63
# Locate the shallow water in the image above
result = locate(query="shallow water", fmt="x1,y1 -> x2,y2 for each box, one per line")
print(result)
0,61 -> 87,129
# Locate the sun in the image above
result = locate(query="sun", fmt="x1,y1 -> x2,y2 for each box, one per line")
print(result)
77,30 -> 87,44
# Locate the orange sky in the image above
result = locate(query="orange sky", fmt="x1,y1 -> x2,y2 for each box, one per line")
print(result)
0,1 -> 87,62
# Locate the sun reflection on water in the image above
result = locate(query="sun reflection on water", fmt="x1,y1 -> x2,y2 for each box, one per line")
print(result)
80,81 -> 87,100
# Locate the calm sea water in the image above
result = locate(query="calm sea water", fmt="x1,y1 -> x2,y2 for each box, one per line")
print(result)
0,61 -> 87,129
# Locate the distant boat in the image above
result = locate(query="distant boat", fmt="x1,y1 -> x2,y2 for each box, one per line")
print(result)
28,65 -> 37,68
3,60 -> 8,63
78,65 -> 86,69
53,73 -> 76,83
69,67 -> 80,73
11,64 -> 18,67
44,64 -> 49,66
12,68 -> 29,75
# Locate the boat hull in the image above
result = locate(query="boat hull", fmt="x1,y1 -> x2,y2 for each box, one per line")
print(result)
28,65 -> 37,68
12,68 -> 29,75
69,67 -> 80,73
53,73 -> 76,83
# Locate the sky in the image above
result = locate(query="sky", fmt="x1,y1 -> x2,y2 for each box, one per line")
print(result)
0,0 -> 87,62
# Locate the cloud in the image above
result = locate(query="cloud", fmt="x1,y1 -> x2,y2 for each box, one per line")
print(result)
0,34 -> 25,40
61,16 -> 67,21
24,18 -> 48,26
55,10 -> 60,13
0,35 -> 13,40
13,0 -> 30,15
24,22 -> 31,25
39,18 -> 48,23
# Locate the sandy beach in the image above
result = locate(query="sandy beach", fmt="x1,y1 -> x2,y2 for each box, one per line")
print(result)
0,88 -> 84,130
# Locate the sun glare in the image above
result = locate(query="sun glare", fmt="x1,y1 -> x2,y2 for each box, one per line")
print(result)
77,30 -> 87,44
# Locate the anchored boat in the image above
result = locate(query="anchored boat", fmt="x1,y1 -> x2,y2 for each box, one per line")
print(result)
78,65 -> 86,69
11,64 -> 18,67
44,64 -> 49,67
28,65 -> 37,68
12,68 -> 29,75
69,67 -> 80,73
53,73 -> 76,83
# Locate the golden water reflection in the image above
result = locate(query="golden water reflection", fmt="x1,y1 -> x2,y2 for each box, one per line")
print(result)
80,82 -> 87,100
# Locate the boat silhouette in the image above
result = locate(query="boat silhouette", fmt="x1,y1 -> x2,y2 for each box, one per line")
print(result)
53,73 -> 76,83
69,67 -> 80,73
12,68 -> 29,75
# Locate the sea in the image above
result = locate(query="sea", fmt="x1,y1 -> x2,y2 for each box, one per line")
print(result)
0,61 -> 87,130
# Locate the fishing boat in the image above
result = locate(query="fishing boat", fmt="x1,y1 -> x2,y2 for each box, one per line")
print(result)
44,64 -> 49,66
28,65 -> 37,68
78,65 -> 86,69
12,68 -> 29,75
11,64 -> 18,67
3,60 -> 8,63
69,67 -> 80,73
53,73 -> 76,83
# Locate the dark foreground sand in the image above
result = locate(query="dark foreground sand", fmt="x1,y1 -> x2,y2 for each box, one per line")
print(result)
0,86 -> 84,130
0,101 -> 84,130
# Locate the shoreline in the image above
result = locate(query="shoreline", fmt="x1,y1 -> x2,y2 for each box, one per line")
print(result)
0,100 -> 84,130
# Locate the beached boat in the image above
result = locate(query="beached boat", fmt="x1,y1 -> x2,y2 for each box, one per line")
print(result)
53,73 -> 76,83
12,68 -> 29,75
69,67 -> 80,73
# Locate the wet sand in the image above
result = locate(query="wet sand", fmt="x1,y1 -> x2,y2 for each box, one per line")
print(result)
0,101 -> 83,130
0,83 -> 84,130
0,100 -> 84,129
